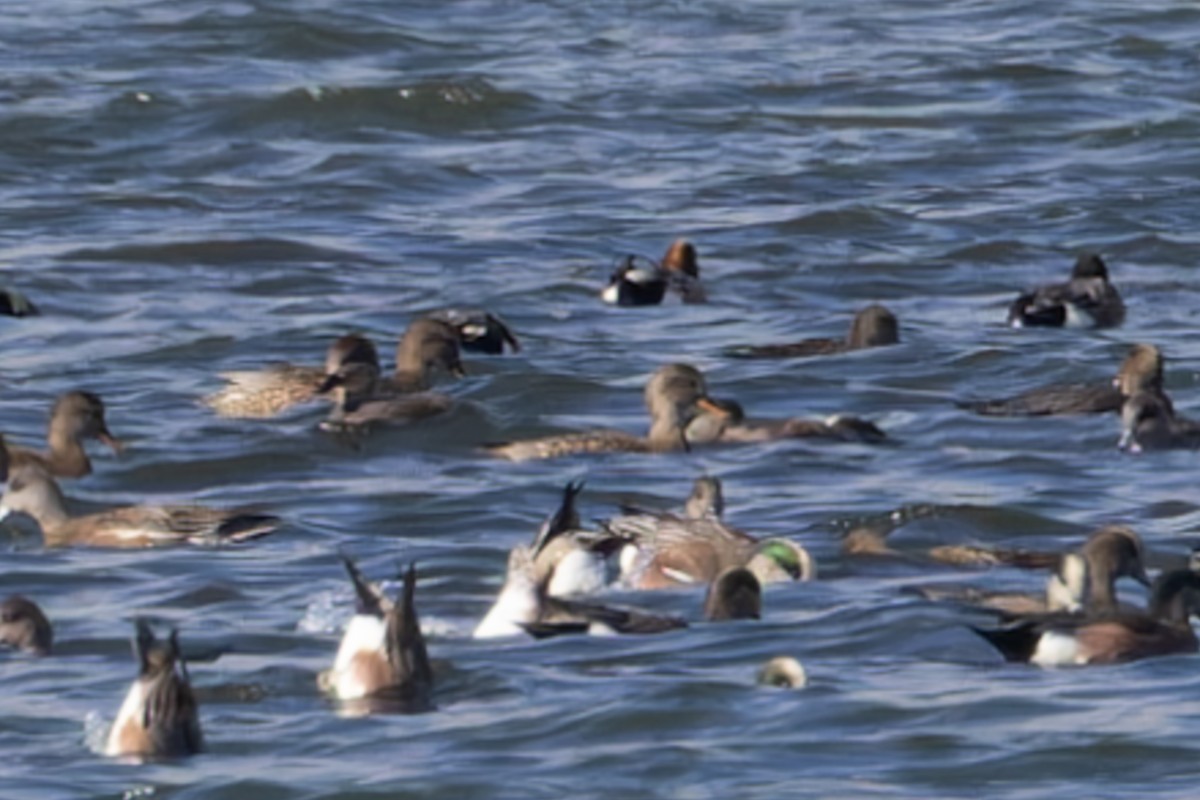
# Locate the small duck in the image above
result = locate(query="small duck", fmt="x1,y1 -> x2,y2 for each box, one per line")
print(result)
1119,390 -> 1200,452
203,320 -> 464,419
473,545 -> 686,639
601,239 -> 707,307
318,558 -> 433,711
0,287 -> 38,317
703,567 -> 762,621
959,342 -> 1164,417
6,391 -> 123,479
1007,252 -> 1125,329
317,359 -> 453,432
728,304 -> 899,359
485,363 -> 709,461
106,620 -> 203,759
0,595 -> 52,656
684,392 -> 887,446
913,526 -> 1152,616
604,489 -> 815,590
425,308 -> 520,354
0,465 -> 281,548
757,656 -> 807,689
973,569 -> 1200,666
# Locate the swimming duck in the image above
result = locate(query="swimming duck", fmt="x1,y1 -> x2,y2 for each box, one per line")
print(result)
704,567 -> 762,621
473,544 -> 686,639
728,304 -> 899,359
5,391 -> 123,479
0,595 -> 52,656
203,320 -> 464,419
1007,252 -> 1125,329
959,343 -> 1164,417
1119,390 -> 1200,452
105,620 -> 203,759
601,239 -> 707,306
485,363 -> 709,461
0,287 -> 38,317
0,465 -> 281,548
318,558 -> 433,711
913,526 -> 1152,616
317,359 -> 453,432
684,392 -> 886,445
973,569 -> 1200,666
604,492 -> 815,590
425,308 -> 520,354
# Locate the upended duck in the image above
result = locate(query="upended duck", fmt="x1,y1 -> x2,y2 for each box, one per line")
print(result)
106,620 -> 203,759
601,239 -> 707,306
973,569 -> 1200,666
1119,390 -> 1200,452
0,287 -> 37,317
1007,252 -> 1125,329
5,390 -> 123,479
727,304 -> 899,359
0,465 -> 281,548
203,319 -> 464,419
319,558 -> 433,713
959,343 -> 1163,417
486,363 -> 884,461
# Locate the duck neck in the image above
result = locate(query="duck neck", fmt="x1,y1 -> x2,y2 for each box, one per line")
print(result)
45,429 -> 90,478
1086,564 -> 1117,612
646,416 -> 688,452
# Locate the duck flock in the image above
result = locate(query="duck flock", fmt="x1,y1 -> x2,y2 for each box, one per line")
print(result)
1,242 -> 1198,761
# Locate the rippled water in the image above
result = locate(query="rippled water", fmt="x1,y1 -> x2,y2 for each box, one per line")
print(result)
4,0 -> 1200,797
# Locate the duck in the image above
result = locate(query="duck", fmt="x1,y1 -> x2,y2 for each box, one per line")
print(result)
485,363 -> 709,461
703,567 -> 762,621
5,391 -> 123,479
425,308 -> 520,354
1007,252 -> 1125,329
473,544 -> 686,639
0,287 -> 38,317
316,359 -> 453,432
203,320 -> 464,419
318,558 -> 433,712
1119,390 -> 1200,452
603,487 -> 816,589
959,343 -> 1164,417
0,595 -> 52,656
728,304 -> 899,359
757,656 -> 807,689
0,465 -> 281,548
526,481 -> 624,597
601,239 -> 707,306
105,620 -> 203,759
972,569 -> 1200,666
689,402 -> 887,445
912,526 -> 1152,617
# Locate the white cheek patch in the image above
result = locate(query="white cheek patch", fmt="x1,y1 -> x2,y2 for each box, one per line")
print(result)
600,284 -> 621,305
1031,631 -> 1085,667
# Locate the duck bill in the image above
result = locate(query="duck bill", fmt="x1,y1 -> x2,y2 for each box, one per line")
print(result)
316,374 -> 343,395
695,397 -> 734,419
98,430 -> 125,455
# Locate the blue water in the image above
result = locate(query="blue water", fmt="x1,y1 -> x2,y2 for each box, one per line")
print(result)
3,1 -> 1200,797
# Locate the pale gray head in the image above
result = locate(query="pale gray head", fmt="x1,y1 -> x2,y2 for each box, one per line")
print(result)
757,656 -> 807,689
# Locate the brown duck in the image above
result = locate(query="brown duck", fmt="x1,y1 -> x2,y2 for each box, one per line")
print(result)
728,304 -> 899,359
5,391 -> 122,479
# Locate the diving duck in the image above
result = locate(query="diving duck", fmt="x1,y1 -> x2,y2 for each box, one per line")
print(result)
1007,252 -> 1125,329
601,239 -> 707,307
105,621 -> 203,759
318,558 -> 433,712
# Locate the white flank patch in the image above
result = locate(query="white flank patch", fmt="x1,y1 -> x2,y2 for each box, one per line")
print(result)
600,284 -> 620,305
105,680 -> 147,756
473,579 -> 539,639
329,614 -> 387,700
1031,631 -> 1085,667
547,549 -> 608,597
